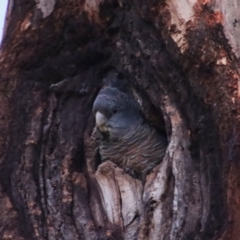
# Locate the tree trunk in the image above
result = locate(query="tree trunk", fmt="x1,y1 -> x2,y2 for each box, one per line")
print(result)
0,0 -> 240,239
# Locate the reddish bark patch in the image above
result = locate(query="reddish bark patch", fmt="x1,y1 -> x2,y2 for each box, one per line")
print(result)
206,11 -> 224,26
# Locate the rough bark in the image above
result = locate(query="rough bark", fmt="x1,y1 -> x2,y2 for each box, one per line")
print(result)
0,0 -> 240,239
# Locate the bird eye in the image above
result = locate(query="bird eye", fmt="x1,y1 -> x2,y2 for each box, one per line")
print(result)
113,109 -> 118,114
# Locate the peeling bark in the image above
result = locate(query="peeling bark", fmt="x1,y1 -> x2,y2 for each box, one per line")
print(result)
0,0 -> 240,239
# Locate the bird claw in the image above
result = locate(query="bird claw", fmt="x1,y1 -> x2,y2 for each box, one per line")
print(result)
123,167 -> 138,179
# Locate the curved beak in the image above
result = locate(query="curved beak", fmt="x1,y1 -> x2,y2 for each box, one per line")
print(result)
95,111 -> 108,129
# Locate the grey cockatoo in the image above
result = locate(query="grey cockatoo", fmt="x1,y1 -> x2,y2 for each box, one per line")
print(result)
93,81 -> 167,181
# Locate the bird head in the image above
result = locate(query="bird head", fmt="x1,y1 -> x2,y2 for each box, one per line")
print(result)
93,87 -> 142,140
